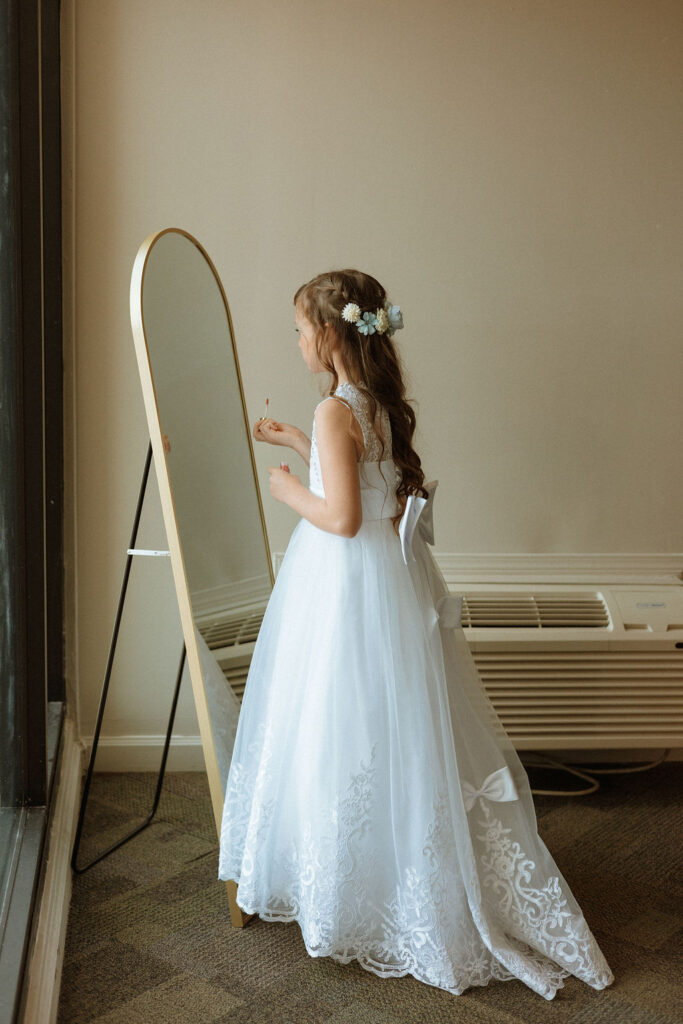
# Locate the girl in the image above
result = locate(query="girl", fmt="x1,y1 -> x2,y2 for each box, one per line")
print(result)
218,269 -> 614,1000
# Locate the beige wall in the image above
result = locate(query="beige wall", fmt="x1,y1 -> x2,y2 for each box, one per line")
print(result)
61,1 -> 683,749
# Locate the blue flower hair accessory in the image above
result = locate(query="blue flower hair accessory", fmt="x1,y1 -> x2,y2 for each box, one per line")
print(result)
341,299 -> 404,337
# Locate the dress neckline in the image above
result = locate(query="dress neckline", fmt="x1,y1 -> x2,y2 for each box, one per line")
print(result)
335,380 -> 367,392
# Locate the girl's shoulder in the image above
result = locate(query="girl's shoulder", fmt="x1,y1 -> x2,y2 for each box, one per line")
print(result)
314,394 -> 353,418
312,393 -> 356,435
312,390 -> 365,458
315,382 -> 391,460
313,386 -> 369,438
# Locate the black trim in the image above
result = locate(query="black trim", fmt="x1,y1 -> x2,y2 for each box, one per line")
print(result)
17,0 -> 47,809
42,0 -> 65,708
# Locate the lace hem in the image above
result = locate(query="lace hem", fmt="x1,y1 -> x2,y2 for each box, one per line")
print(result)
218,727 -> 613,1000
230,892 -> 573,999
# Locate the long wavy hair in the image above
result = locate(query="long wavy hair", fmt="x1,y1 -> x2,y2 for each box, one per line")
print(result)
293,268 -> 429,537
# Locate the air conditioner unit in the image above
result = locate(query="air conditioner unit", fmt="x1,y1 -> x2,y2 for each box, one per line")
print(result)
456,582 -> 683,751
196,566 -> 683,753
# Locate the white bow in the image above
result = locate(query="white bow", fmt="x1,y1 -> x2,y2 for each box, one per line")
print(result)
398,479 -> 438,565
461,765 -> 519,812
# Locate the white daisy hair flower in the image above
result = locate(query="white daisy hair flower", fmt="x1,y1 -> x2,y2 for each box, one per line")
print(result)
341,302 -> 361,323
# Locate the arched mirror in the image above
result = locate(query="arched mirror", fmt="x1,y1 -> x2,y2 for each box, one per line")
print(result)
130,226 -> 271,926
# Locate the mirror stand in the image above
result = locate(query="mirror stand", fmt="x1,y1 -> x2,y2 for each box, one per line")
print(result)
70,442 -> 187,875
69,437 -> 253,927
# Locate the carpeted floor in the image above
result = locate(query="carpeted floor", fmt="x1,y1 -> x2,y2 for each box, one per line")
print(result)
58,760 -> 682,1024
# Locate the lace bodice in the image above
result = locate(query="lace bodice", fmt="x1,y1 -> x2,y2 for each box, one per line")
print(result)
309,381 -> 394,499
330,381 -> 392,462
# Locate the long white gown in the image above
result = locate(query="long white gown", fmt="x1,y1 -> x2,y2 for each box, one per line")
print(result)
217,380 -> 615,1000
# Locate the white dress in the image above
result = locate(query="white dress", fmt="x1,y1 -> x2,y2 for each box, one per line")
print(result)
218,381 -> 614,1000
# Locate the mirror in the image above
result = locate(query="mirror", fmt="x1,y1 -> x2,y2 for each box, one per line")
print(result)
130,227 -> 272,926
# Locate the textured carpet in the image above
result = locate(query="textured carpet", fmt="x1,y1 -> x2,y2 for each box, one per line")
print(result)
58,761 -> 682,1024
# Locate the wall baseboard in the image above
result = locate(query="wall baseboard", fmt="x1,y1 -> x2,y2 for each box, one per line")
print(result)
80,733 -> 210,772
79,733 -> 683,770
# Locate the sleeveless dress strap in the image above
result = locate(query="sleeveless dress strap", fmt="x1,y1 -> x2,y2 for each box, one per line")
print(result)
330,382 -> 391,463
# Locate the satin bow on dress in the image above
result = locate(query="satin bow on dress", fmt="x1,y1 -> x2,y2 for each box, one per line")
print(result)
397,479 -> 521,815
398,479 -> 464,628
461,765 -> 520,812
398,479 -> 438,565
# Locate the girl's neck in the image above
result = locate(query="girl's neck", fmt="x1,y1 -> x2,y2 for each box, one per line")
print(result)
331,356 -> 363,389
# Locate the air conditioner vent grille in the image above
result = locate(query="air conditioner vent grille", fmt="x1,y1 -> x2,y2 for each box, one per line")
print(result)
224,666 -> 249,703
462,593 -> 609,629
473,648 -> 683,748
199,607 -> 266,649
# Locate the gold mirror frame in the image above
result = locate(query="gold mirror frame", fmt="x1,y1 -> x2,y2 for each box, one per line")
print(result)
129,226 -> 272,927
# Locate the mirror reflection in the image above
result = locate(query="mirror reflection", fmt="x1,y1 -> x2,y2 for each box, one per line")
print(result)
140,229 -> 272,787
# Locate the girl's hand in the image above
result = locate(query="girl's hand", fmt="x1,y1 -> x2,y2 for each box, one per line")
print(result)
253,417 -> 299,448
267,465 -> 302,504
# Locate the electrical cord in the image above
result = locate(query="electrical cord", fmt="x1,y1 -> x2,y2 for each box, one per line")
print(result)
520,747 -> 672,797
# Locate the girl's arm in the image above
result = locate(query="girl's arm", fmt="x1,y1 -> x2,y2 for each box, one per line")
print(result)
289,428 -> 311,468
267,399 -> 362,537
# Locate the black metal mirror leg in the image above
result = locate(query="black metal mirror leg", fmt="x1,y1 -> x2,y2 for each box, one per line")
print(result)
71,441 -> 186,874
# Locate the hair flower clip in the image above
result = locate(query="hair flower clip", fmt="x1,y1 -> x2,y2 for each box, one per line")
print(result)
341,302 -> 361,324
339,298 -> 404,338
385,303 -> 403,334
357,311 -> 378,335
375,308 -> 389,334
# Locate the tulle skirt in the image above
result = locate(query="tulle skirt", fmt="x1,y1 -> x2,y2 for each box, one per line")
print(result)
217,496 -> 614,1000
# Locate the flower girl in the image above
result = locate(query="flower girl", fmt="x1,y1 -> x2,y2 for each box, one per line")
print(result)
218,269 -> 614,1000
